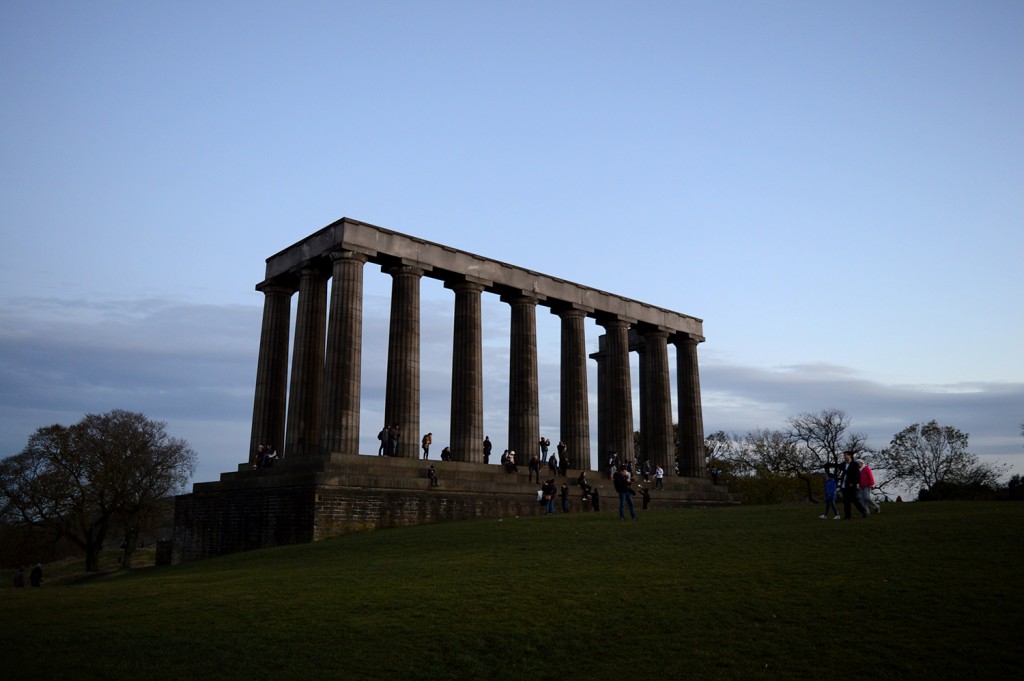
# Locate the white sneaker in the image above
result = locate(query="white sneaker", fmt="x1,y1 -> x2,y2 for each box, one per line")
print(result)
819,514 -> 826,519
833,516 -> 841,520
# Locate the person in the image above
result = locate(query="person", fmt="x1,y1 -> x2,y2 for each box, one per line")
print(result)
858,460 -> 881,514
560,482 -> 570,513
709,466 -> 721,485
558,453 -> 569,477
613,467 -> 638,520
503,450 -> 518,474
30,564 -> 43,587
253,444 -> 265,469
654,465 -> 664,490
547,453 -> 558,476
387,424 -> 400,456
641,460 -> 651,482
840,451 -> 869,519
440,446 -> 452,461
427,464 -> 438,487
421,433 -> 432,460
577,471 -> 591,500
263,444 -> 277,468
12,567 -> 24,588
539,436 -> 550,459
542,479 -> 557,515
377,425 -> 388,456
528,454 -> 541,483
639,485 -> 651,509
483,436 -> 492,464
590,487 -> 601,512
820,474 -> 840,519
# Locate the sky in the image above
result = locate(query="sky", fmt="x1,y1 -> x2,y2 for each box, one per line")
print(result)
2,1 -> 1021,490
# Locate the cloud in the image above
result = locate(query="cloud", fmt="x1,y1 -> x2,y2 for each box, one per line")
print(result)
1,296 -> 1020,486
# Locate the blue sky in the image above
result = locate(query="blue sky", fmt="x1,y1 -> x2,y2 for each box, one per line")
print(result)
2,1 -> 1021,486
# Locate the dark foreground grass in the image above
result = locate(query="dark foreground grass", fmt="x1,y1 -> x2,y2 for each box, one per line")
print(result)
2,502 -> 1021,680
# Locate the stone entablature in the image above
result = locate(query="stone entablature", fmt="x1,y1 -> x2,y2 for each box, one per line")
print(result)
260,217 -> 704,340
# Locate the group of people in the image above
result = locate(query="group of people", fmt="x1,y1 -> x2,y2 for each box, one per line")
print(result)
252,444 -> 278,469
12,564 -> 43,588
377,424 -> 401,456
822,451 -> 882,520
605,454 -> 665,490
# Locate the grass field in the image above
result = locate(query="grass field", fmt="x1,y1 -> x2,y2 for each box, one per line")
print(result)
2,502 -> 1021,680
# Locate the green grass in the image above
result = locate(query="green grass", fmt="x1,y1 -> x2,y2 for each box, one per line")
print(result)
2,502 -> 1021,680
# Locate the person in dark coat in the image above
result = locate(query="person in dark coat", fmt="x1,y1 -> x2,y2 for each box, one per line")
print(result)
840,451 -> 869,519
29,564 -> 43,587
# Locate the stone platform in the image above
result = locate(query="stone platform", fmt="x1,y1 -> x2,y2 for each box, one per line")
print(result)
172,455 -> 740,563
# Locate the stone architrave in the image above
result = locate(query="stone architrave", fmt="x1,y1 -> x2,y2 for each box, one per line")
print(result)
598,316 -> 635,468
285,266 -> 328,458
641,327 -> 674,473
675,334 -> 706,477
384,264 -> 423,459
555,306 -> 591,471
249,283 -> 293,462
505,293 -> 540,466
320,250 -> 368,456
447,278 -> 485,462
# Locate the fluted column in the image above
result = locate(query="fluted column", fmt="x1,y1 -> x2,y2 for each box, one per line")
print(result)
447,279 -> 485,462
675,334 -> 706,478
589,336 -> 608,473
598,317 -> 634,468
641,328 -> 674,473
384,264 -> 423,459
249,283 -> 293,463
505,293 -> 540,466
320,251 -> 367,456
284,265 -> 328,458
636,335 -> 649,464
555,307 -> 591,471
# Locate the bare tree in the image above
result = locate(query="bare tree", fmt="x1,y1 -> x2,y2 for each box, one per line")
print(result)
0,410 -> 196,571
874,420 -> 1006,497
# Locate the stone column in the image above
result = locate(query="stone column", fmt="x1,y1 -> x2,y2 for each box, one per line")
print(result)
320,251 -> 367,457
589,336 -> 608,474
505,293 -> 540,466
249,282 -> 293,463
598,316 -> 634,470
674,334 -> 706,478
285,265 -> 328,459
641,327 -> 674,474
555,307 -> 591,471
635,334 -> 649,464
447,278 -> 485,462
384,264 -> 423,459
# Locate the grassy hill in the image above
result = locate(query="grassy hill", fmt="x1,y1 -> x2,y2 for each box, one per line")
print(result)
2,502 -> 1021,680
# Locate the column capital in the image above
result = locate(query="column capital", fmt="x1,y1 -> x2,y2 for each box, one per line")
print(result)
550,303 -> 592,319
383,263 -> 426,278
671,332 -> 705,346
256,281 -> 296,295
500,291 -> 543,306
444,277 -> 488,294
329,249 -> 369,265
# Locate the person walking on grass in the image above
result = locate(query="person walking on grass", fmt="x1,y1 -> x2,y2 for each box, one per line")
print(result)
840,451 -> 869,519
858,460 -> 881,514
820,474 -> 840,520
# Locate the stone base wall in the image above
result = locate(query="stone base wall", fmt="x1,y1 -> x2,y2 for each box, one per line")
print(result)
173,454 -> 740,563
